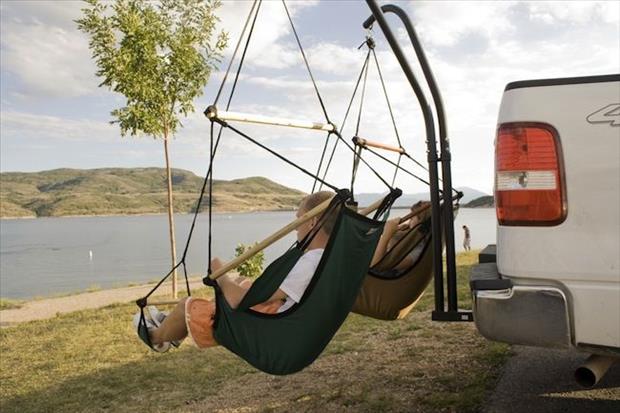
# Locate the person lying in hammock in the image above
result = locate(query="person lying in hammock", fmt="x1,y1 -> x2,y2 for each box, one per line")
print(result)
370,200 -> 431,271
133,191 -> 339,352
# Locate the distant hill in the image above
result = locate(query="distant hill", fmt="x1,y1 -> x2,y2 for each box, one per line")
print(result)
0,168 -> 305,218
464,195 -> 495,208
354,186 -> 490,208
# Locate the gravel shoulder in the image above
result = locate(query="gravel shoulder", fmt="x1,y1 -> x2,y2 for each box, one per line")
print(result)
0,278 -> 207,326
485,345 -> 620,412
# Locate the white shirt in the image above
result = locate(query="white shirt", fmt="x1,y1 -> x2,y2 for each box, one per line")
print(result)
277,248 -> 324,313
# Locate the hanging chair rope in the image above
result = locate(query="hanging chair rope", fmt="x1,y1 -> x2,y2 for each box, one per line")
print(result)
281,0 -> 331,124
137,1 -> 263,307
214,0 -> 261,106
317,49 -> 371,191
311,131 -> 333,194
147,192 -> 394,306
137,0 -> 398,310
358,143 -> 435,190
316,35 -> 428,197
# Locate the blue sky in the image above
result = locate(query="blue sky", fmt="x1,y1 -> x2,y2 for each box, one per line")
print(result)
1,0 -> 619,194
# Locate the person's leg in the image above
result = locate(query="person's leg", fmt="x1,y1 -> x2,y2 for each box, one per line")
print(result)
151,297 -> 188,345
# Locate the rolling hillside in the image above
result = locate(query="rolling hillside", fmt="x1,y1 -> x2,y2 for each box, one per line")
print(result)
463,195 -> 495,208
0,168 -> 306,218
354,186 -> 490,208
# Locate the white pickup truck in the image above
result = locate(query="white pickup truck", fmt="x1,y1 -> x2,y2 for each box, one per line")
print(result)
470,74 -> 620,387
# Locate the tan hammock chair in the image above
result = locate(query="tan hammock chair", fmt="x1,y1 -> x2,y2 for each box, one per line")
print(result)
352,202 -> 457,320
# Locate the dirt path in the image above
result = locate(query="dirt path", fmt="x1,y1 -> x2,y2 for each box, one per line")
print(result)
0,278 -> 207,327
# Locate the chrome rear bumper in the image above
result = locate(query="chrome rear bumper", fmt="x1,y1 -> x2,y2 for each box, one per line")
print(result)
470,262 -> 572,348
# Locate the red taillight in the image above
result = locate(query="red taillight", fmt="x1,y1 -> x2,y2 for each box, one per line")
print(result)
495,123 -> 566,226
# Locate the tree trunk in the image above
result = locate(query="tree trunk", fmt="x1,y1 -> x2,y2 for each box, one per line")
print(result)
163,130 -> 178,299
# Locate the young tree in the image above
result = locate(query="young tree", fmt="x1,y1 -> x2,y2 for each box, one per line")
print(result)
77,0 -> 227,298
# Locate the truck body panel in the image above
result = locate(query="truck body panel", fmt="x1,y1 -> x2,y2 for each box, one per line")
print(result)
471,75 -> 620,354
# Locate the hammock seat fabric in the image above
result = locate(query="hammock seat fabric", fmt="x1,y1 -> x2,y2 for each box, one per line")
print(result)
210,207 -> 384,375
352,207 -> 445,320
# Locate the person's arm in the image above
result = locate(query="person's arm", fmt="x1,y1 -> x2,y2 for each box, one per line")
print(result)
371,218 -> 400,266
213,257 -> 287,308
394,255 -> 414,270
267,289 -> 287,303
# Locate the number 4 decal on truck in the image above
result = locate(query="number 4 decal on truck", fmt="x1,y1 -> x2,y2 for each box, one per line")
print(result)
587,103 -> 620,126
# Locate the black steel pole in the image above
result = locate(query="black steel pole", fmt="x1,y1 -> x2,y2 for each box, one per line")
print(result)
364,0 -> 445,313
366,4 -> 460,312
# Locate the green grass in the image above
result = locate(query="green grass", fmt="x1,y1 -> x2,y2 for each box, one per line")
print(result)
0,251 -> 510,412
0,299 -> 22,310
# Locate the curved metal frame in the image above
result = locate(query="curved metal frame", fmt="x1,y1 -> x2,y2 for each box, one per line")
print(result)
364,1 -> 471,322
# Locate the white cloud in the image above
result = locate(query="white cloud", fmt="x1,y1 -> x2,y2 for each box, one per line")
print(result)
530,1 -> 620,25
0,1 -> 83,30
1,1 -> 618,194
0,1 -> 100,98
404,1 -> 516,48
306,42 -> 368,76
0,19 -> 97,98
216,0 -> 320,70
0,111 -> 117,142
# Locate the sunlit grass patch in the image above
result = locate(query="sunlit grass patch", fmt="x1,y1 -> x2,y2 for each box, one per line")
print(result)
0,299 -> 22,310
0,250 -> 510,412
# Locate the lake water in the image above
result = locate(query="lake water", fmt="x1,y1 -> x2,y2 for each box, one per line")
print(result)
0,208 -> 496,300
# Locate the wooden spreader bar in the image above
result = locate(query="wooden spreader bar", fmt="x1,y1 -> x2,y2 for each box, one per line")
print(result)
396,193 -> 462,224
353,136 -> 405,154
149,195 -> 388,306
205,105 -> 335,132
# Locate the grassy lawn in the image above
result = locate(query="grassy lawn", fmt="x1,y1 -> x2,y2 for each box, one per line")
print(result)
0,299 -> 22,310
0,251 -> 510,412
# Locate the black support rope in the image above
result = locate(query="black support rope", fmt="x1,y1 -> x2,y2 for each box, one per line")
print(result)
371,48 -> 402,148
282,0 -> 331,124
214,0 -> 260,106
362,145 -> 435,190
207,122 -> 215,277
331,129 -> 393,190
215,119 -> 340,192
137,2 -> 264,304
355,45 -> 371,137
318,50 -> 371,191
311,131 -> 333,194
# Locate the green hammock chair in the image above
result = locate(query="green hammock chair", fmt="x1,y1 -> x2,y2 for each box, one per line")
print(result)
352,204 -> 457,320
206,193 -> 387,375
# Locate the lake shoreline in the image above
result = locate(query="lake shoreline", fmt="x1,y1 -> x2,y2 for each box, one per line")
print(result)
0,208 -> 298,220
2,209 -> 496,300
0,205 -> 493,220
0,275 -> 210,326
